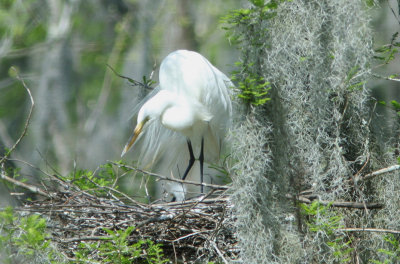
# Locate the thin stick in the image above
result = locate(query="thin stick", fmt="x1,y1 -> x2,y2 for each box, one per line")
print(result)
172,230 -> 206,242
359,165 -> 400,182
58,236 -> 113,243
371,73 -> 400,82
107,64 -> 153,90
0,68 -> 34,165
0,167 -> 49,197
338,227 -> 400,235
109,161 -> 229,190
286,194 -> 383,209
212,242 -> 229,264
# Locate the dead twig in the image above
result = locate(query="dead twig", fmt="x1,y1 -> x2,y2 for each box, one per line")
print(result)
212,242 -> 229,264
358,165 -> 400,182
286,194 -> 383,209
338,227 -> 400,235
0,72 -> 49,197
109,161 -> 229,190
0,168 -> 49,197
0,68 -> 34,165
107,64 -> 154,90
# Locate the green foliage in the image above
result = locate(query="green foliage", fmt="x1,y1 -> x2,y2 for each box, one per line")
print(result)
370,234 -> 400,264
0,206 -> 169,263
63,162 -> 118,195
391,100 -> 400,111
15,214 -> 50,256
232,62 -> 271,106
343,65 -> 366,92
376,99 -> 400,117
75,226 -> 169,264
221,1 -> 284,106
374,32 -> 400,64
221,0 -> 282,42
300,201 -> 343,235
0,206 -> 60,263
0,1 -> 47,49
301,201 -> 354,262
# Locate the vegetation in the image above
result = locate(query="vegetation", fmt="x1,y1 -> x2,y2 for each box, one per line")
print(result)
1,0 -> 400,263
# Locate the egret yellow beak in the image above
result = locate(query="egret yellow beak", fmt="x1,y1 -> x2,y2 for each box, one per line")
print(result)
121,120 -> 146,157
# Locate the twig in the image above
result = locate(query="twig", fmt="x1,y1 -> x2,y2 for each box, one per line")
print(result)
107,64 -> 154,90
371,73 -> 400,82
353,155 -> 370,180
286,194 -> 383,209
0,68 -> 34,165
135,214 -> 174,230
156,196 -> 229,207
109,161 -> 229,190
0,168 -> 49,197
338,227 -> 400,235
172,230 -> 207,242
58,236 -> 113,243
8,158 -> 71,190
212,242 -> 229,264
0,73 -> 50,197
358,164 -> 400,182
386,0 -> 400,26
172,242 -> 178,264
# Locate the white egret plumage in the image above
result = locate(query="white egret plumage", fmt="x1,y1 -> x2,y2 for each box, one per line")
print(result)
122,50 -> 232,200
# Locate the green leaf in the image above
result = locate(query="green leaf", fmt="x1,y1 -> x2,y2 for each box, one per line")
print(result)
251,0 -> 265,7
346,65 -> 360,83
391,100 -> 400,110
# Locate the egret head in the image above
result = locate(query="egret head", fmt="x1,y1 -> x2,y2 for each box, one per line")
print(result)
121,115 -> 150,157
121,91 -> 172,157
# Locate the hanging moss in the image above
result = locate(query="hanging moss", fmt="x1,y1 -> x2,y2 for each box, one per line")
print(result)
226,0 -> 400,263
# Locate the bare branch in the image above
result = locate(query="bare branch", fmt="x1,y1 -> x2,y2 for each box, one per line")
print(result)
358,165 -> 400,182
0,68 -> 34,165
338,227 -> 400,235
371,73 -> 400,82
286,194 -> 383,209
107,64 -> 154,90
108,161 -> 229,190
212,242 -> 229,264
58,236 -> 113,243
0,167 -> 49,197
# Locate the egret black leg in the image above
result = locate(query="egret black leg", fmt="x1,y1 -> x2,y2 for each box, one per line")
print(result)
182,140 -> 195,181
199,138 -> 204,194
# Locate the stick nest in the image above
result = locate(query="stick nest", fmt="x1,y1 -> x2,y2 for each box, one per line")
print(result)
18,175 -> 238,263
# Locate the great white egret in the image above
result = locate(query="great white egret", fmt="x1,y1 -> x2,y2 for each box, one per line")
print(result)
122,50 -> 232,200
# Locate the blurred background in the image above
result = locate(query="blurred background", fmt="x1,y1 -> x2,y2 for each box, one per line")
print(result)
0,0 -> 399,202
0,0 -> 240,198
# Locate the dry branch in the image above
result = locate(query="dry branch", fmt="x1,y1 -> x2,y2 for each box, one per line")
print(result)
0,68 -> 34,165
9,172 -> 237,263
338,228 -> 400,234
0,169 -> 49,197
358,164 -> 400,182
286,194 -> 384,209
0,72 -> 51,198
109,161 -> 229,190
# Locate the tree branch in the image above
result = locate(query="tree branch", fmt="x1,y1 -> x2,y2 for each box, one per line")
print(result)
358,165 -> 400,182
338,227 -> 400,234
109,161 -> 229,190
286,194 -> 383,209
0,68 -> 34,165
0,168 -> 49,197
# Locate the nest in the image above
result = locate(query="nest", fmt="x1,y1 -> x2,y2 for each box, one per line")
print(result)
12,163 -> 239,263
0,79 -> 238,263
